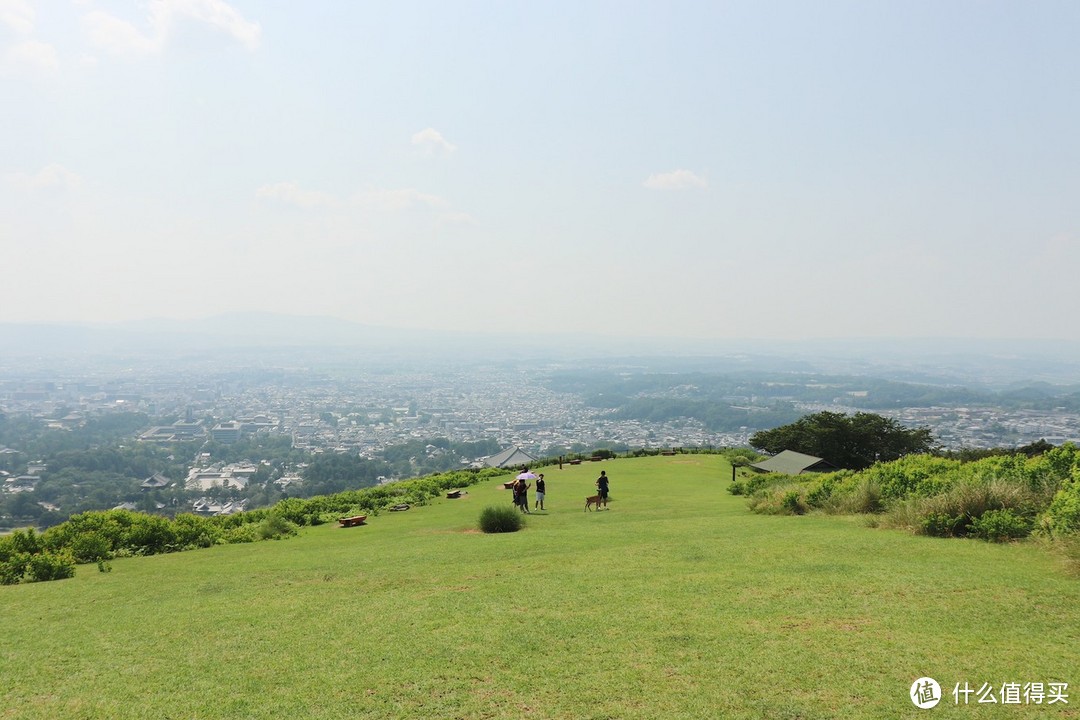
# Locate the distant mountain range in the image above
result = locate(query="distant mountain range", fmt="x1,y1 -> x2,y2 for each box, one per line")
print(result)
0,313 -> 478,357
0,313 -> 644,360
1,314 -> 1079,384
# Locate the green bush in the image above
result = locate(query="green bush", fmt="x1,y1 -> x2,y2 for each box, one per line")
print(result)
0,466 -> 513,585
1042,477 -> 1080,537
0,552 -> 31,585
897,479 -> 1039,538
862,455 -> 960,500
747,484 -> 807,515
781,490 -> 807,515
24,551 -> 76,583
729,473 -> 785,497
478,505 -> 524,533
223,524 -> 260,544
5,528 -> 44,555
256,515 -> 299,541
828,477 -> 884,514
804,481 -> 833,508
970,509 -> 1032,542
173,513 -> 222,549
69,532 -> 112,563
920,512 -> 967,538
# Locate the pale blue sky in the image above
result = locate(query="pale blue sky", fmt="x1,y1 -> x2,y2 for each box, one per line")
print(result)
2,1 -> 1078,340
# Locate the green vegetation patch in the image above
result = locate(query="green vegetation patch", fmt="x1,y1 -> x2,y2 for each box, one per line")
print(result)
1,456 -> 1078,720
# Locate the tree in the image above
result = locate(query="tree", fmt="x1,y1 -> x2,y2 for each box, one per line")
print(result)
750,411 -> 935,470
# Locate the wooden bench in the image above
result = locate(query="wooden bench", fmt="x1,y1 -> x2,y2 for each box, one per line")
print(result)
446,489 -> 467,499
338,515 -> 367,527
568,459 -> 582,465
502,481 -> 517,489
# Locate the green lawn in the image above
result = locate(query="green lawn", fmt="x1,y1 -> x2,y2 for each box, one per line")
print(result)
2,455 -> 1078,719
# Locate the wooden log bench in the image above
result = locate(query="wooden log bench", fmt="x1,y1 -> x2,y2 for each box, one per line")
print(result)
446,489 -> 467,499
338,515 -> 367,527
568,459 -> 582,465
502,481 -> 517,489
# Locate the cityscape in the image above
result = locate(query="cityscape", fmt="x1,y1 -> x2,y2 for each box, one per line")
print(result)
4,346 -> 1080,521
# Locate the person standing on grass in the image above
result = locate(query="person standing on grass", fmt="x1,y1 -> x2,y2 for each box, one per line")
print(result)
535,473 -> 546,510
514,475 -> 531,513
518,476 -> 530,513
596,470 -> 609,508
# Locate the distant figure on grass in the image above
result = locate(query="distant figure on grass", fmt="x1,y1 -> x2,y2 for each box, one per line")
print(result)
513,469 -> 533,514
535,473 -> 546,510
596,470 -> 609,508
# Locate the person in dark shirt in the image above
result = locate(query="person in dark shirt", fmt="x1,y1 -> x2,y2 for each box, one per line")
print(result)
514,474 -> 530,513
596,470 -> 609,508
535,473 -> 546,510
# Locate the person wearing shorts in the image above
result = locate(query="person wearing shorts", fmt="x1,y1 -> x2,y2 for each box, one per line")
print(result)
535,474 -> 546,510
596,470 -> 609,507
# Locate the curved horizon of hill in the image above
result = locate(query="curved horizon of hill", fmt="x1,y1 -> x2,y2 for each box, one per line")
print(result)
2,455 -> 1077,719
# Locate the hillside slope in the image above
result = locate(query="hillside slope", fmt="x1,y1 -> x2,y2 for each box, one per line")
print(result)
2,456 -> 1077,719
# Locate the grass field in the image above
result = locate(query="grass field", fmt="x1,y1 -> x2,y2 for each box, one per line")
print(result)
2,455 -> 1078,719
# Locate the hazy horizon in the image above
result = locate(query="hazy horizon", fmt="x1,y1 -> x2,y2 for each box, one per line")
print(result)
3,2 -> 1079,340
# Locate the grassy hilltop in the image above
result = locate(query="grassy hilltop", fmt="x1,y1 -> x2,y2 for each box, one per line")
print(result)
2,455 -> 1078,719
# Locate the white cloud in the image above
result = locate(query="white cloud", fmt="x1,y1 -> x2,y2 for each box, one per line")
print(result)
83,0 -> 260,56
159,0 -> 261,51
256,182 -> 338,209
82,10 -> 160,55
411,127 -> 457,157
643,169 -> 707,190
6,163 -> 82,192
353,187 -> 451,212
0,0 -> 33,34
3,38 -> 59,73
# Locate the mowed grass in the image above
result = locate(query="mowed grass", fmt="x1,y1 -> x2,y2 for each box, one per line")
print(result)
2,455 -> 1078,719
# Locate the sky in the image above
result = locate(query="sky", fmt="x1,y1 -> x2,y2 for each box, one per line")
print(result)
2,1 -> 1079,341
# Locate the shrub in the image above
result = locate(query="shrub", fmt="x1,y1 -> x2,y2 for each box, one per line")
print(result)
173,513 -> 222,549
0,552 -> 31,585
747,484 -> 806,515
826,477 -> 884,514
223,524 -> 260,544
24,551 -> 76,583
781,490 -> 807,515
805,480 -> 834,508
69,532 -> 112,563
970,509 -> 1032,542
864,455 -> 960,500
729,473 -> 785,497
256,515 -> 299,541
1042,477 -> 1080,537
920,512 -> 967,538
5,528 -> 43,555
478,505 -> 524,533
894,478 -> 1039,538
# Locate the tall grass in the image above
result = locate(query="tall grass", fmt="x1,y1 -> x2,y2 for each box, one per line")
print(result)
478,505 -> 525,533
743,445 -> 1080,544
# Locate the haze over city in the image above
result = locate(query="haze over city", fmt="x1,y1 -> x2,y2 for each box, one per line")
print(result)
3,1 -> 1078,341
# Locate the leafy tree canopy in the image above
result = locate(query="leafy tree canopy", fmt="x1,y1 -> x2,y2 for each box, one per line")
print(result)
749,411 -> 936,470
